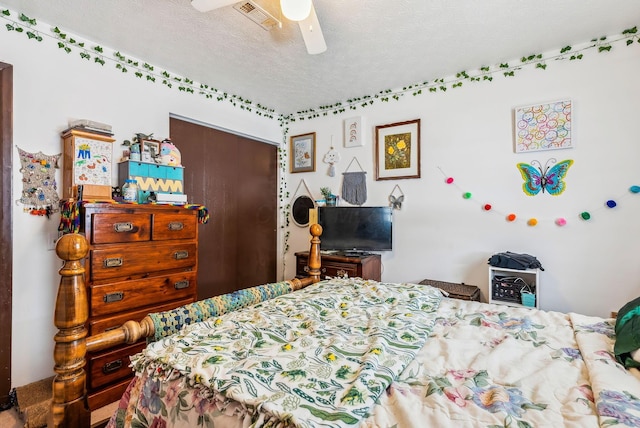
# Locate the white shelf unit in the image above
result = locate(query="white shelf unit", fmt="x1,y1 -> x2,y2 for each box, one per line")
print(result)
489,266 -> 540,309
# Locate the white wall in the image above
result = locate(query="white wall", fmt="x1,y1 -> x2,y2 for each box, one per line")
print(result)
3,10 -> 640,390
284,43 -> 640,320
2,26 -> 281,388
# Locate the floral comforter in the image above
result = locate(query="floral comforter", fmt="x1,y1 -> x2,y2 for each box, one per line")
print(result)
107,279 -> 640,427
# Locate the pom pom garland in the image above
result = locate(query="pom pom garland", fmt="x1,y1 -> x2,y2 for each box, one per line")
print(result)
437,166 -> 635,227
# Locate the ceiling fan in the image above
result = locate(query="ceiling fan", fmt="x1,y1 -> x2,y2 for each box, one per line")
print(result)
191,0 -> 327,54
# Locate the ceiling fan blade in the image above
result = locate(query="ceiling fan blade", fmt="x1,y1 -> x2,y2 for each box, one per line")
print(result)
191,0 -> 238,12
297,2 -> 326,54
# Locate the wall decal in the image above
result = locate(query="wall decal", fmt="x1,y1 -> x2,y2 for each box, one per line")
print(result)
516,158 -> 573,196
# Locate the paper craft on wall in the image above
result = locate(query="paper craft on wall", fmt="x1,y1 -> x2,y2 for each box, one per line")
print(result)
516,158 -> 574,196
16,146 -> 61,216
514,99 -> 572,153
344,116 -> 365,147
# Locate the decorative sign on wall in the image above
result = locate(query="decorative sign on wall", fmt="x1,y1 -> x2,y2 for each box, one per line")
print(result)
514,99 -> 572,153
16,146 -> 61,216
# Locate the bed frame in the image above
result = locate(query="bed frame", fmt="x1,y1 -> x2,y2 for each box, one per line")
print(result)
49,224 -> 323,428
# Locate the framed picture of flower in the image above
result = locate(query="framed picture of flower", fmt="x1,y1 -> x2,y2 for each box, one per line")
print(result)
290,132 -> 316,173
375,119 -> 421,180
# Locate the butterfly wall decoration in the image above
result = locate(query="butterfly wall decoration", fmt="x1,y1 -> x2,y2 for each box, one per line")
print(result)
388,184 -> 405,209
517,158 -> 574,196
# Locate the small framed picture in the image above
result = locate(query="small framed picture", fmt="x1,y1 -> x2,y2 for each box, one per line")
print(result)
375,119 -> 421,180
514,99 -> 573,153
142,139 -> 161,159
344,116 -> 365,147
290,132 -> 316,173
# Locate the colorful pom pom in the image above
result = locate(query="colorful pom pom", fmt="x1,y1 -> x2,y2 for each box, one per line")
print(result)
506,213 -> 516,222
484,204 -> 492,211
580,211 -> 591,220
606,200 -> 617,208
555,218 -> 567,226
463,192 -> 472,199
446,177 -> 454,184
630,185 -> 640,194
527,218 -> 538,226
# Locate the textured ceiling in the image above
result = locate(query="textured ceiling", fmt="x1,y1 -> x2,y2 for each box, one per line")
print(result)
2,0 -> 639,115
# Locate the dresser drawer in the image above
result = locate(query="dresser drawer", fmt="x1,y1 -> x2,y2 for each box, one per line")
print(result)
152,212 -> 196,241
89,297 -> 195,335
90,242 -> 197,281
90,213 -> 151,244
321,261 -> 359,278
90,272 -> 197,317
88,341 -> 146,389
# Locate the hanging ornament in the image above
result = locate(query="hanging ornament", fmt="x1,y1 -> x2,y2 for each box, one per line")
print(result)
555,218 -> 567,226
388,184 -> 405,210
606,200 -> 617,208
506,213 -> 517,222
323,136 -> 341,177
517,158 -> 573,196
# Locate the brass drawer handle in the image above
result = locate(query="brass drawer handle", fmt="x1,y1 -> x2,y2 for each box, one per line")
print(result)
174,250 -> 189,260
102,359 -> 123,374
174,280 -> 190,290
104,257 -> 123,268
103,292 -> 124,303
168,221 -> 184,231
113,222 -> 133,233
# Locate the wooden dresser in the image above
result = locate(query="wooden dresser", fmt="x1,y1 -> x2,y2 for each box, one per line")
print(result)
79,203 -> 199,409
295,251 -> 381,281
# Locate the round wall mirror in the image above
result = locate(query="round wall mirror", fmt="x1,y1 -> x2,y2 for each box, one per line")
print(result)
291,195 -> 315,227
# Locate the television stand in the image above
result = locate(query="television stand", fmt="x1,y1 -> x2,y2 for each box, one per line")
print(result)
295,251 -> 381,281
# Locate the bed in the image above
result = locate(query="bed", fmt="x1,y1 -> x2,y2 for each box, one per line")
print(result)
51,225 -> 640,427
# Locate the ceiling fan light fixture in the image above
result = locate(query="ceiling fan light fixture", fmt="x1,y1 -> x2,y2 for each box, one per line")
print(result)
280,0 -> 312,21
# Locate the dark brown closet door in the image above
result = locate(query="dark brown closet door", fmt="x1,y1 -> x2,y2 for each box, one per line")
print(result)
170,117 -> 278,299
0,62 -> 13,409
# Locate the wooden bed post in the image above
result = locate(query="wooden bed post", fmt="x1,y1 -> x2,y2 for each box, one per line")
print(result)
49,225 -> 322,427
50,233 -> 91,428
307,223 -> 322,282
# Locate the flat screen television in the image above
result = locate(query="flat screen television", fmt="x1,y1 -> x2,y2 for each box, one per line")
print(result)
317,206 -> 392,255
